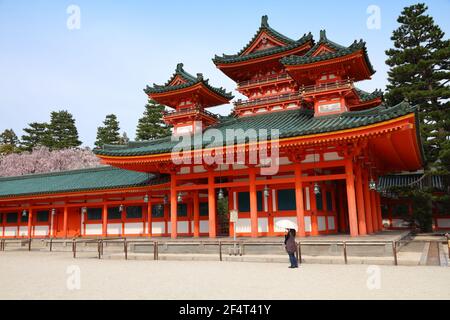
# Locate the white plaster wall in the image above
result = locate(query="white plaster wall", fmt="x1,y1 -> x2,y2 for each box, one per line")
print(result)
107,223 -> 122,235
327,216 -> 336,230
437,218 -> 450,228
258,218 -> 268,232
323,152 -> 343,161
305,187 -> 311,210
152,222 -> 165,234
318,216 -> 327,231
4,227 -> 17,237
85,224 -> 102,235
34,226 -> 49,236
124,223 -> 143,235
200,221 -> 209,233
304,216 -> 312,232
177,221 -> 189,233
235,218 -> 251,233
18,227 -> 28,237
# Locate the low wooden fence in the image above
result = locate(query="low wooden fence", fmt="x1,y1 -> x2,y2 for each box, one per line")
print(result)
1,235 -> 448,266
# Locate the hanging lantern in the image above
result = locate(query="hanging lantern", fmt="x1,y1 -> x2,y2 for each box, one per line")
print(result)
22,210 -> 27,217
369,178 -> 377,191
218,188 -> 224,200
263,185 -> 270,198
163,195 -> 168,205
177,192 -> 183,203
119,204 -> 124,212
143,194 -> 149,203
313,182 -> 321,195
51,208 -> 56,216
81,207 -> 87,214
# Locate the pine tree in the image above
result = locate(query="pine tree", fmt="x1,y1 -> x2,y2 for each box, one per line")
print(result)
136,99 -> 171,141
47,110 -> 82,149
384,3 -> 450,231
95,114 -> 121,148
0,129 -> 20,155
21,122 -> 50,151
385,3 -> 450,172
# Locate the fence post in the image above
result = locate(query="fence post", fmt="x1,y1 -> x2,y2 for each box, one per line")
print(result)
124,239 -> 128,260
219,241 -> 222,261
73,239 -> 76,259
153,241 -> 158,261
343,241 -> 348,265
98,240 -> 101,259
392,241 -> 398,266
447,234 -> 450,260
49,238 -> 53,252
297,241 -> 302,264
28,238 -> 32,251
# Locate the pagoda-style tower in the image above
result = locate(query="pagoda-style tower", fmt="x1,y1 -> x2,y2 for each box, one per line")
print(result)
213,15 -> 314,117
281,30 -> 382,115
144,63 -> 233,135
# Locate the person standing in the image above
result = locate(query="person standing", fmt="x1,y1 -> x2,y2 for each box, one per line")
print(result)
284,228 -> 298,268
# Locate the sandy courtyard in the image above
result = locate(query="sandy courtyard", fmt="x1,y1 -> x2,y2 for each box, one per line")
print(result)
0,251 -> 449,300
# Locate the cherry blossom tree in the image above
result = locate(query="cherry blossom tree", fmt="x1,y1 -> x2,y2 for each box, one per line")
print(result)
0,146 -> 101,177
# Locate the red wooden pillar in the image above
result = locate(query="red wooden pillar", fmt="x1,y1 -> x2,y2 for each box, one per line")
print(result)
193,191 -> 200,237
376,191 -> 383,230
354,164 -> 367,235
345,159 -> 359,237
208,170 -> 216,238
170,174 -> 178,239
62,206 -> 68,238
294,164 -> 306,237
370,190 -> 379,232
310,184 -> 319,236
27,208 -> 33,238
362,169 -> 374,234
102,203 -> 107,237
147,199 -> 152,237
249,166 -> 258,238
338,183 -> 346,233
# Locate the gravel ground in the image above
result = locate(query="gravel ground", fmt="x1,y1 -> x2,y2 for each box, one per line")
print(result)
0,251 -> 448,300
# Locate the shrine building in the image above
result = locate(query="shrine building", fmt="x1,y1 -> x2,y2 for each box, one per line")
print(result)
0,16 -> 427,239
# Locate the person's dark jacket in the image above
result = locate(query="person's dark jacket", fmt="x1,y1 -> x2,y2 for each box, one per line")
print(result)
285,231 -> 297,254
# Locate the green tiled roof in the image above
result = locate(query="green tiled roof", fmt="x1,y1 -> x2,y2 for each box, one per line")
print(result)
0,166 -> 168,199
95,101 -> 417,157
144,63 -> 233,100
213,15 -> 313,64
379,174 -> 445,192
281,30 -> 375,75
354,88 -> 383,102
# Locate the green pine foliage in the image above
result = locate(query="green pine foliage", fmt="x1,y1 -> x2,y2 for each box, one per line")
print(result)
46,110 -> 82,149
95,114 -> 121,148
0,129 -> 20,155
21,122 -> 50,151
384,3 -> 450,231
385,3 -> 450,173
136,99 -> 171,141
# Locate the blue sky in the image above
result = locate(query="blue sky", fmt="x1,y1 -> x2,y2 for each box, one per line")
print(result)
0,0 -> 449,147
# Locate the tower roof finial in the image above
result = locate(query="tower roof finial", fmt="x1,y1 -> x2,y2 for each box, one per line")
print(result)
261,15 -> 269,27
319,30 -> 327,41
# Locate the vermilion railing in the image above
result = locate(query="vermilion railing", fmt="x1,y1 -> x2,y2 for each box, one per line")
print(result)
300,79 -> 354,95
234,92 -> 302,109
238,73 -> 291,88
163,107 -> 218,119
